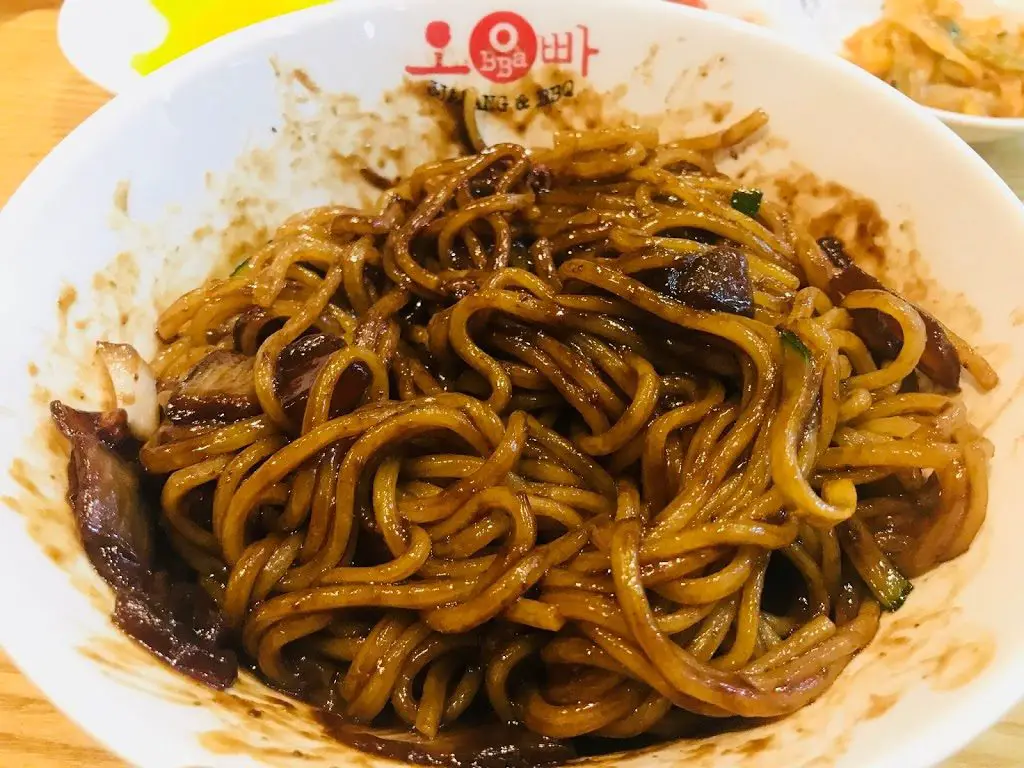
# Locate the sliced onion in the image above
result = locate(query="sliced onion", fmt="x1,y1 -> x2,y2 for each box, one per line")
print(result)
97,342 -> 159,441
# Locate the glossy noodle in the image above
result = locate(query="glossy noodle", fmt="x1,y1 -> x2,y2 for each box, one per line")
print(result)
51,104 -> 996,764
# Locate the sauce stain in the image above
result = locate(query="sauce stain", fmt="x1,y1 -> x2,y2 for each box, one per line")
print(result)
57,285 -> 78,339
978,375 -> 1024,432
735,735 -> 774,757
762,169 -> 986,356
864,692 -> 900,720
931,639 -> 996,691
199,731 -> 316,762
113,180 -> 130,215
706,100 -> 733,124
633,43 -> 661,86
9,458 -> 42,498
292,68 -> 321,95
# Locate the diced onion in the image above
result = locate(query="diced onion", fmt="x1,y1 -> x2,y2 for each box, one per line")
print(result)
97,342 -> 159,440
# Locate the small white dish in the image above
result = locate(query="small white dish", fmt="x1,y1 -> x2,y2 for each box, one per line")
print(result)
791,0 -> 1024,144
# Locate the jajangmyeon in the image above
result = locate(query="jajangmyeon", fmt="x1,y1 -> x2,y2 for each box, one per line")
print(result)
50,106 -> 997,765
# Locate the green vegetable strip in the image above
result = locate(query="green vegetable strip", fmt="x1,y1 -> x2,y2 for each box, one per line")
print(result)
779,329 -> 811,361
838,517 -> 913,611
730,188 -> 763,218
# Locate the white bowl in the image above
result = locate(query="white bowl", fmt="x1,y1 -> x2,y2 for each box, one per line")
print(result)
928,110 -> 1024,145
792,0 -> 1024,144
2,1 -> 1024,766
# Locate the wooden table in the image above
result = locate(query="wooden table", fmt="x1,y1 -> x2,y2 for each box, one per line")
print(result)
1,2 -> 1023,766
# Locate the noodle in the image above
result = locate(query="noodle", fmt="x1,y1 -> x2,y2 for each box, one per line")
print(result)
55,103 -> 995,762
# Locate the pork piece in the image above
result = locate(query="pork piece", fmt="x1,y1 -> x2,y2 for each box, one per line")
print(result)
232,307 -> 286,355
50,402 -> 152,592
319,718 -> 577,768
275,332 -> 371,424
113,574 -> 237,690
50,401 -> 238,689
638,245 -> 754,317
818,237 -> 960,390
165,350 -> 261,424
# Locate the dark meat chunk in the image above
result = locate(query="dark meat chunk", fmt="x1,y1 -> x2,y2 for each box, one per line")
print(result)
113,574 -> 237,690
275,333 -> 371,424
165,350 -> 261,425
318,718 -> 577,768
508,234 -> 534,270
398,295 -> 433,327
524,163 -> 553,195
818,237 -> 961,390
470,178 -> 496,198
639,245 -> 753,317
233,307 -> 286,355
50,402 -> 153,592
275,332 -> 343,423
899,371 -> 922,394
51,400 -> 238,690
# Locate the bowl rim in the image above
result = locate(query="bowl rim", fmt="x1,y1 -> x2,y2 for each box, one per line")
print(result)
929,105 -> 1024,129
2,1 -> 1024,767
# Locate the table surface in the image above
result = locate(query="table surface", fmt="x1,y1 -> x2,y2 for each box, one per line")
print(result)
2,3 -> 1024,767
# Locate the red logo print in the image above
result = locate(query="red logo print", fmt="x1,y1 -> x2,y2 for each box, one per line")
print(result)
538,25 -> 599,76
469,12 -> 538,84
404,13 -> 601,85
404,20 -> 471,76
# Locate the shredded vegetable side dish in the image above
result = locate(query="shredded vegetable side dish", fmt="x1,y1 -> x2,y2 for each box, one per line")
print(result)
846,0 -> 1024,117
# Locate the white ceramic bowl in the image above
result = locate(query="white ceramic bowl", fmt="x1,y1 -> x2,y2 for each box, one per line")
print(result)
930,110 -> 1024,145
2,1 -> 1024,766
